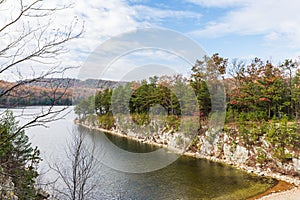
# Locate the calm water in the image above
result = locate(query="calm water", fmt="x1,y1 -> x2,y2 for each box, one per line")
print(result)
6,107 -> 276,200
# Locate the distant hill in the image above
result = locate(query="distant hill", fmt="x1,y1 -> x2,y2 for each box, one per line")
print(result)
27,78 -> 126,89
0,78 -> 127,107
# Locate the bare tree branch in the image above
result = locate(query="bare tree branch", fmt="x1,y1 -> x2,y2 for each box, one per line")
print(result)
0,0 -> 83,146
49,130 -> 97,200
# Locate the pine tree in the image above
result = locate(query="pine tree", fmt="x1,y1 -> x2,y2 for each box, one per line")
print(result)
0,111 -> 40,199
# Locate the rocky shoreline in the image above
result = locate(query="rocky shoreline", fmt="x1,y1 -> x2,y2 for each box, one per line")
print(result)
75,119 -> 300,199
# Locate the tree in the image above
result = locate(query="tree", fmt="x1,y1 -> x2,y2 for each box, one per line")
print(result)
228,58 -> 286,119
74,95 -> 95,119
0,111 -> 41,199
190,53 -> 227,118
280,59 -> 298,116
50,130 -> 97,200
95,89 -> 112,115
0,0 -> 83,198
190,56 -> 211,118
292,69 -> 300,121
229,58 -> 263,113
0,0 -> 83,136
258,62 -> 284,118
111,83 -> 131,114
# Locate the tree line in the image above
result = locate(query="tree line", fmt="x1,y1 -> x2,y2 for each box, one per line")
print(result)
75,75 -> 199,130
226,58 -> 300,122
75,54 -> 300,124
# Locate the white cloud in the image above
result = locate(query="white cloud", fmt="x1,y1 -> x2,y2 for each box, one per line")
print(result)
63,0 -> 143,57
191,0 -> 300,52
0,0 -> 204,80
0,0 -> 144,80
54,0 -> 202,70
132,5 -> 201,22
185,0 -> 248,7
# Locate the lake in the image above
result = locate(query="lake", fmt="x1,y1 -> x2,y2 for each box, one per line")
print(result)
6,106 -> 276,199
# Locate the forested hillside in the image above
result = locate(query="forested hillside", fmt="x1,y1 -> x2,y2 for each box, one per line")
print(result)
75,54 -> 300,176
0,78 -> 123,107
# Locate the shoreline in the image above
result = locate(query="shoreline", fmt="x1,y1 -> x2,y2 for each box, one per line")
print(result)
256,186 -> 300,200
75,121 -> 299,199
250,181 -> 296,200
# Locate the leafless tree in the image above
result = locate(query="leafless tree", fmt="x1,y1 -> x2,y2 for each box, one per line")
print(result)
49,130 -> 97,200
0,0 -> 83,137
0,1 -> 88,199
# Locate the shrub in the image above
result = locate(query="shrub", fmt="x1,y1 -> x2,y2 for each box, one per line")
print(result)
97,113 -> 115,129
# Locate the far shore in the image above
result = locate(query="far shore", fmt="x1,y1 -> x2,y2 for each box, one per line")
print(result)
74,120 -> 299,200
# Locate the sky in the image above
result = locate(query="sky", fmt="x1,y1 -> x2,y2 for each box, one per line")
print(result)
2,0 -> 300,80
69,0 -> 300,61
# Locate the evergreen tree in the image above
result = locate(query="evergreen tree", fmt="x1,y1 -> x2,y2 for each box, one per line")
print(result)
0,111 -> 40,199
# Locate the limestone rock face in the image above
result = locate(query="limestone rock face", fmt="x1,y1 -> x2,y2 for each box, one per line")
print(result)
223,143 -> 233,160
200,138 -> 213,155
292,158 -> 300,172
232,145 -> 249,164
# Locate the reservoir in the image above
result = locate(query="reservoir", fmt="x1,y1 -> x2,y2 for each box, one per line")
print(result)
9,107 -> 276,199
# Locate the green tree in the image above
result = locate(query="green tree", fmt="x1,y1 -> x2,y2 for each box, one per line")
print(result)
258,62 -> 284,118
280,59 -> 298,116
292,69 -> 300,121
266,116 -> 300,162
229,59 -> 287,120
74,95 -> 95,119
0,111 -> 40,199
95,89 -> 112,115
111,84 -> 131,114
190,54 -> 227,118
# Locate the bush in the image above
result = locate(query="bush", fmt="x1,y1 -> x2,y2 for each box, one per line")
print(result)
225,107 -> 236,123
97,113 -> 115,129
166,115 -> 180,131
256,148 -> 268,166
265,115 -> 300,162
